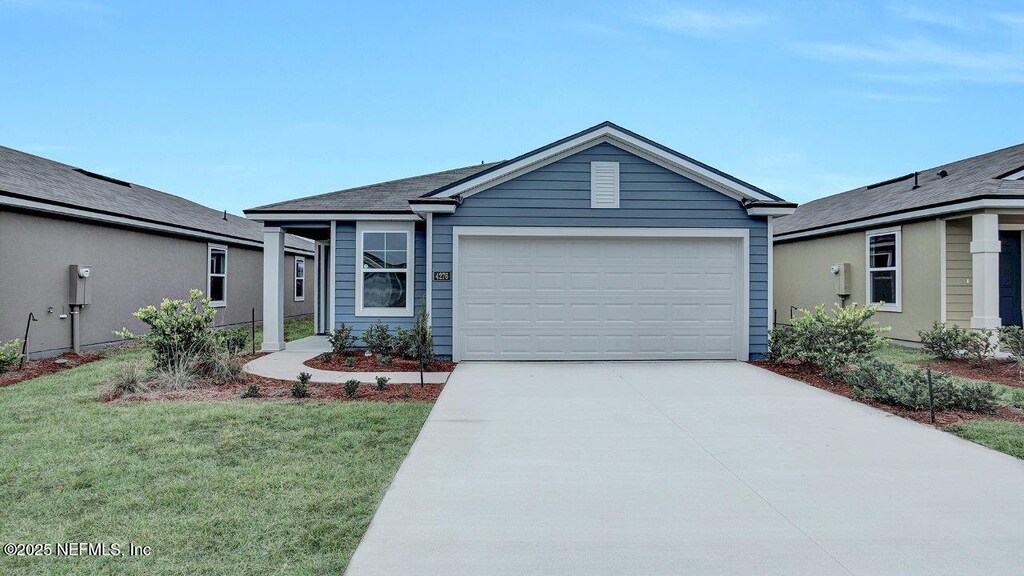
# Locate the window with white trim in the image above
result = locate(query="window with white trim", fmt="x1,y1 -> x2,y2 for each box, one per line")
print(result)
866,228 -> 901,311
356,222 -> 414,316
294,256 -> 305,302
208,245 -> 227,307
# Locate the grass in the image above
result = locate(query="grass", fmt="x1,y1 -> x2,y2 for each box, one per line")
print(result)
230,316 -> 314,352
0,345 -> 431,575
875,341 -> 936,365
947,420 -> 1024,460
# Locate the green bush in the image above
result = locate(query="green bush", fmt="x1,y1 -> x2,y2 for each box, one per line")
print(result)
780,303 -> 887,380
328,324 -> 356,355
847,358 -> 999,413
918,322 -> 970,360
375,376 -> 390,391
1009,388 -> 1024,410
292,372 -> 311,398
241,384 -> 261,398
320,351 -> 333,363
362,320 -> 394,356
115,289 -> 217,372
409,298 -> 434,380
345,356 -> 356,367
0,339 -> 24,373
344,379 -> 360,399
999,325 -> 1024,382
379,355 -> 393,366
766,325 -> 797,364
394,327 -> 415,358
217,327 -> 250,355
965,329 -> 997,366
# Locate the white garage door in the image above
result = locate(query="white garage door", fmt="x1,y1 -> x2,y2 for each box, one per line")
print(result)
455,233 -> 746,361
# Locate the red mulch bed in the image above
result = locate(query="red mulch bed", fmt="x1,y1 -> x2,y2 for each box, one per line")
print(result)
915,358 -> 1024,390
304,353 -> 455,373
114,375 -> 442,403
1,352 -> 103,388
751,360 -> 1024,427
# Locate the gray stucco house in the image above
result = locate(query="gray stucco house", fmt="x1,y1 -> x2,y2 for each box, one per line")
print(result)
246,122 -> 794,360
0,145 -> 314,357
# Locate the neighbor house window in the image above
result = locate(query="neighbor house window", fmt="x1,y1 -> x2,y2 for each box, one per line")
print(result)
294,256 -> 305,302
208,245 -> 227,307
865,228 -> 901,312
355,222 -> 414,316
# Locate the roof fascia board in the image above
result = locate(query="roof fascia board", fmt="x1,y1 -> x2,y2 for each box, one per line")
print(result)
746,206 -> 797,217
432,126 -> 775,203
1,193 -> 265,249
408,202 -> 457,215
774,197 -> 1024,242
247,212 -> 423,222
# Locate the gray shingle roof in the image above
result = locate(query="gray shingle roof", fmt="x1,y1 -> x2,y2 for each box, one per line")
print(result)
246,162 -> 502,213
775,143 -> 1024,237
0,145 -> 313,252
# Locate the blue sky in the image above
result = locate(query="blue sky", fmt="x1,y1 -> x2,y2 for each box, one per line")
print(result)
2,1 -> 1023,213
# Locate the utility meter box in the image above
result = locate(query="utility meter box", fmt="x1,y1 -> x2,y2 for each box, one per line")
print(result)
69,264 -> 93,306
832,262 -> 851,298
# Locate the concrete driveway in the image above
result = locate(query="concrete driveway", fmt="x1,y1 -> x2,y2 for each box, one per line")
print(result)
345,362 -> 1024,576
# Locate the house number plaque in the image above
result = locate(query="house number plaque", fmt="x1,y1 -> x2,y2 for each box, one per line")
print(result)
433,271 -> 452,281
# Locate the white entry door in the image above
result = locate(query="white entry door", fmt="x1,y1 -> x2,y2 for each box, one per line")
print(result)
454,230 -> 747,361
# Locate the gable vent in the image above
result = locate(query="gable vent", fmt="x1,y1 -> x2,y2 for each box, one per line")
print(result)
590,161 -> 619,209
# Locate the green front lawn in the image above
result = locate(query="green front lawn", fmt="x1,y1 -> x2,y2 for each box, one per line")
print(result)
947,420 -> 1024,460
0,347 -> 431,575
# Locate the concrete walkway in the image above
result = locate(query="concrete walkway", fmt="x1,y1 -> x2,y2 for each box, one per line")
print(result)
242,336 -> 450,384
345,361 -> 1024,576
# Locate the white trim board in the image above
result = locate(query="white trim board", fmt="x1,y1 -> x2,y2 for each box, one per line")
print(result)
247,212 -> 422,222
450,226 -> 751,362
329,221 -> 337,331
431,126 -> 776,203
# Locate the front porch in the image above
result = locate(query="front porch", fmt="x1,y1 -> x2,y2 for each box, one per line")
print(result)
945,212 -> 1024,332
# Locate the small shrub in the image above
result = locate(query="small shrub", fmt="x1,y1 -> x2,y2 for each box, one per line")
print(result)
217,327 -> 249,355
375,376 -> 390,391
847,358 -> 998,413
0,339 -> 24,373
918,322 -> 970,360
965,329 -> 997,366
766,325 -> 797,364
97,359 -> 151,401
782,303 -> 887,380
292,372 -> 311,398
150,346 -> 202,391
345,356 -> 356,367
320,351 -> 333,363
328,324 -> 356,354
241,384 -> 261,398
115,289 -> 217,372
410,296 -> 435,385
999,325 -> 1024,382
362,320 -> 395,356
952,382 -> 1000,414
379,355 -> 393,366
394,327 -> 415,358
344,378 -> 360,398
1009,388 -> 1024,410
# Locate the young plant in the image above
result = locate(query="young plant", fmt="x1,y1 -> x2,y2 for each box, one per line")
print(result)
965,329 -> 996,367
999,325 -> 1024,382
320,351 -> 333,363
394,327 -> 415,358
292,371 -> 312,398
97,359 -> 151,401
362,320 -> 395,356
241,384 -> 261,398
344,378 -> 360,398
379,355 -> 393,366
375,375 -> 390,391
115,289 -> 217,372
217,328 -> 250,356
0,339 -> 24,373
918,322 -> 970,360
781,303 -> 887,381
328,324 -> 356,355
410,297 -> 435,386
345,356 -> 356,368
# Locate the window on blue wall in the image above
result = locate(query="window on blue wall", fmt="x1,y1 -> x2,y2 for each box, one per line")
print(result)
356,223 -> 414,316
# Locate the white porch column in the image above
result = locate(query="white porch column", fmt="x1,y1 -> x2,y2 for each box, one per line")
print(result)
970,213 -> 1001,330
262,227 -> 286,351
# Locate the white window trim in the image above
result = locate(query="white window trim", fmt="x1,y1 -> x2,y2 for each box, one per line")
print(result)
865,226 -> 901,313
207,244 -> 227,308
294,256 -> 306,302
355,221 -> 415,317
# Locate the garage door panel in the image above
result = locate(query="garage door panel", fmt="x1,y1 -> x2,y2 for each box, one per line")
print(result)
457,235 -> 744,360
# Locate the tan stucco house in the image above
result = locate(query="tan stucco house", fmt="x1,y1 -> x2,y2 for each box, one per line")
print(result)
774,143 -> 1024,344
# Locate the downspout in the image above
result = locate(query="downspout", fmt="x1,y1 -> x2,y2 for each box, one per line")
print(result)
70,305 -> 82,353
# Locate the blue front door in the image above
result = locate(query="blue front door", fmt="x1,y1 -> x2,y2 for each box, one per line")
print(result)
999,230 -> 1022,327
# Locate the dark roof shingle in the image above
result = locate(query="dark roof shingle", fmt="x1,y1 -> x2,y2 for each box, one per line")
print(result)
776,143 -> 1024,237
0,145 -> 313,252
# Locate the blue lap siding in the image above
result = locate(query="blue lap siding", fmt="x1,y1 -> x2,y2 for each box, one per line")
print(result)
334,142 -> 769,359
